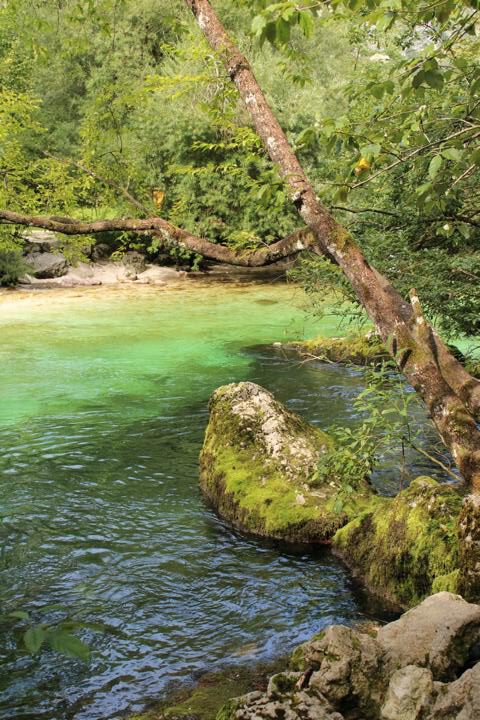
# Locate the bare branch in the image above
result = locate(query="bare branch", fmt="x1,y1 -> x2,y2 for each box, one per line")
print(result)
0,209 -> 315,267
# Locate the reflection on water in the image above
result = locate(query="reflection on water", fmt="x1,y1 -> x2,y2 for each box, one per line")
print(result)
0,283 -> 437,719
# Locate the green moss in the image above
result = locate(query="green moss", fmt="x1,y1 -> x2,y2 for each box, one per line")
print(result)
432,570 -> 460,594
292,333 -> 388,366
289,630 -> 326,672
333,477 -> 463,608
200,384 -> 374,544
128,662 -> 285,720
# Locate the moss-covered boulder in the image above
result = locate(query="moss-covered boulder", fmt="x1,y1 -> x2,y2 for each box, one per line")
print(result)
333,477 -> 463,609
200,382 -> 374,544
287,332 -> 388,366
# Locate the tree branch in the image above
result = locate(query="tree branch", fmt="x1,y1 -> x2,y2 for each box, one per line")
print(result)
0,209 -> 315,267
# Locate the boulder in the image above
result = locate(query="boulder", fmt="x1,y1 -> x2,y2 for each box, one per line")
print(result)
380,666 -> 434,720
377,592 -> 480,681
333,477 -> 463,608
91,243 -> 112,262
22,229 -> 63,253
221,674 -> 344,720
292,625 -> 385,717
199,382 -> 374,544
24,251 -> 69,278
136,266 -> 186,284
430,661 -> 480,719
122,250 -> 147,276
216,593 -> 480,720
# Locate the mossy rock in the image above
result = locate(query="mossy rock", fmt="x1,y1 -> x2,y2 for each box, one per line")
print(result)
288,332 -> 388,366
200,382 -> 374,544
333,476 -> 463,609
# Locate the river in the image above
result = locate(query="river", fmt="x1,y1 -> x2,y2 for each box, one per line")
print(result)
0,280 -> 440,719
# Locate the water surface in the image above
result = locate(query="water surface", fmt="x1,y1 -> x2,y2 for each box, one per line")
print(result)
0,281 -> 426,719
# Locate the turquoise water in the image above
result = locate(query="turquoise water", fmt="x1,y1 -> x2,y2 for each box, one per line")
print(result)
0,280 -> 435,719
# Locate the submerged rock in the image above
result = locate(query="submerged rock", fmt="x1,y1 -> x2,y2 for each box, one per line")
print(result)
199,382 -> 373,544
332,476 -> 463,608
218,593 -> 480,720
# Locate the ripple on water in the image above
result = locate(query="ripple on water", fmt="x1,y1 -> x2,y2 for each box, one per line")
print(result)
0,284 -> 431,719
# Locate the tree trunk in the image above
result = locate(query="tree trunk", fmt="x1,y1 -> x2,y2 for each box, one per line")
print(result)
185,0 -> 480,488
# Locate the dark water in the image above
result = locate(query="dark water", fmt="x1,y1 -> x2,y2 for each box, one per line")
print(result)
0,283 -> 437,719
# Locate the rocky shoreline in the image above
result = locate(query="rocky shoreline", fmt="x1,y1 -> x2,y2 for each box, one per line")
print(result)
131,592 -> 480,720
219,592 -> 480,720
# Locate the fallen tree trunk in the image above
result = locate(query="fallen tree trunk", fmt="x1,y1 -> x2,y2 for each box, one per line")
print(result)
184,0 -> 480,487
0,209 -> 315,267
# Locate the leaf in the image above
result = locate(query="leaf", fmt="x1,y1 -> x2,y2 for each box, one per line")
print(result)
251,15 -> 267,37
298,11 -> 314,38
48,631 -> 90,662
429,155 -> 443,179
275,17 -> 291,45
441,148 -> 462,162
424,70 -> 444,90
333,498 -> 344,514
24,626 -> 47,654
360,143 -> 381,158
412,70 -> 425,89
472,148 -> 480,166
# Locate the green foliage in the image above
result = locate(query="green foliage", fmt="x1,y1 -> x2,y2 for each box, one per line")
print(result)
0,0 -> 478,327
247,0 -> 480,336
318,360 -> 425,509
0,249 -> 29,286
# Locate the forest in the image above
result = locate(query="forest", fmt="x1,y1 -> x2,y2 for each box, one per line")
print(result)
1,1 -> 480,719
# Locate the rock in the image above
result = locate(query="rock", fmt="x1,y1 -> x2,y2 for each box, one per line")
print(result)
136,266 -> 186,284
458,494 -> 480,602
91,243 -> 112,261
430,661 -> 480,719
223,673 -> 344,720
381,666 -> 433,720
377,592 -> 480,680
22,229 -> 63,253
293,625 -> 385,716
215,593 -> 480,720
16,262 -> 186,288
24,251 -> 69,278
287,332 -> 388,366
333,476 -> 463,608
122,251 -> 147,276
380,666 -> 434,720
199,382 -> 374,544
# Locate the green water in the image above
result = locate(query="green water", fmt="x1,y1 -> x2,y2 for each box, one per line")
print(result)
0,280 -> 434,719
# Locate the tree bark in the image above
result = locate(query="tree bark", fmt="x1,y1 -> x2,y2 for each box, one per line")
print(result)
0,209 -> 314,267
184,0 -> 480,488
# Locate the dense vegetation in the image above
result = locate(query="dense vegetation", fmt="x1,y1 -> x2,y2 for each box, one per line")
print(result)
1,0 -> 479,337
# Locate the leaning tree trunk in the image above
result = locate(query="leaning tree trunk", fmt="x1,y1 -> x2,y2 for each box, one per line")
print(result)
185,0 -> 480,488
